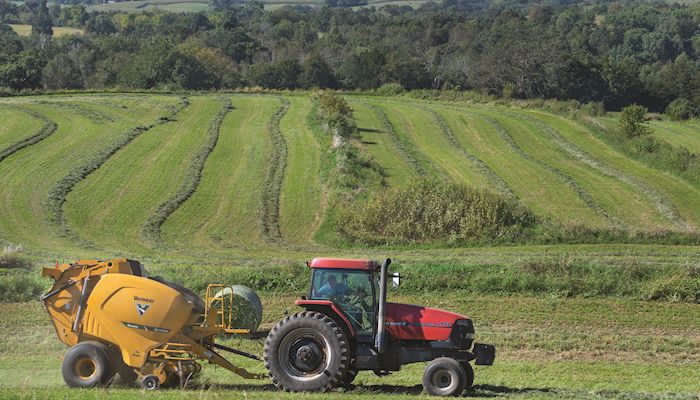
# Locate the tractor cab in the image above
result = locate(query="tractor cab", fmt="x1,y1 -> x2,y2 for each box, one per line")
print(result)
307,258 -> 380,336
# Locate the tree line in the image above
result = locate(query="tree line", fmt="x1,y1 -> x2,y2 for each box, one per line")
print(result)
3,0 -> 700,114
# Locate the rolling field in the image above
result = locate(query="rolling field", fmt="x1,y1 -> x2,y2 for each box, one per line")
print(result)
9,24 -> 84,37
2,93 -> 700,258
0,93 -> 699,399
85,0 -> 430,12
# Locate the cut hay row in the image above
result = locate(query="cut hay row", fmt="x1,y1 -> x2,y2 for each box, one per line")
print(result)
407,102 -> 603,226
365,102 -> 428,176
32,100 -> 115,124
517,112 -> 687,229
348,100 -> 418,186
427,107 -> 515,198
0,106 -> 43,150
278,96 -> 324,245
373,100 -> 496,187
504,111 -> 671,230
141,98 -> 232,245
536,110 -> 700,231
0,99 -> 178,253
0,106 -> 57,164
260,97 -> 291,243
478,114 -> 619,227
64,97 -> 218,254
161,95 -> 281,251
46,97 -> 190,243
649,120 -> 700,154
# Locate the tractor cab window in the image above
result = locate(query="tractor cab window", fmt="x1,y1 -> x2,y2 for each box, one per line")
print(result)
310,269 -> 376,336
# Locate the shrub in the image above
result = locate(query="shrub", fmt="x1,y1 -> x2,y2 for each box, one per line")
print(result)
631,134 -> 660,153
314,91 -> 356,140
339,179 -> 537,245
0,248 -> 32,270
0,275 -> 46,302
619,104 -> 652,138
647,273 -> 700,303
375,82 -> 404,96
666,98 -> 695,121
315,91 -> 352,117
581,101 -> 605,116
501,82 -> 516,99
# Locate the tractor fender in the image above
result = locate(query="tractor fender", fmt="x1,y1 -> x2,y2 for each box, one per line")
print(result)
294,300 -> 355,338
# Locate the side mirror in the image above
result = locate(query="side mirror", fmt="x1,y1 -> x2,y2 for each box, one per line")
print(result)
391,273 -> 401,288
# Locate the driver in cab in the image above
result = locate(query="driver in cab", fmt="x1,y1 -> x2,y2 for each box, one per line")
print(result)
316,274 -> 353,299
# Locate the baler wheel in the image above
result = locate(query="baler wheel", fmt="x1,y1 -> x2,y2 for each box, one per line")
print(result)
140,374 -> 160,390
264,311 -> 349,392
61,341 -> 113,388
422,357 -> 467,397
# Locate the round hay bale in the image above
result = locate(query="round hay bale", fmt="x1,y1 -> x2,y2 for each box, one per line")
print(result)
211,285 -> 263,332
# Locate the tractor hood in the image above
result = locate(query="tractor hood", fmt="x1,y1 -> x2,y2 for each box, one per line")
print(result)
385,302 -> 469,341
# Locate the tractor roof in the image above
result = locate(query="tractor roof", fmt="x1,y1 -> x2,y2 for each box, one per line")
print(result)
308,258 -> 377,270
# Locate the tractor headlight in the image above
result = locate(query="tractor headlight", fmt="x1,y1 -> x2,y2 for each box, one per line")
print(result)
449,319 -> 475,350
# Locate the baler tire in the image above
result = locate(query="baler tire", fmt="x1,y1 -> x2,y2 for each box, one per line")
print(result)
422,357 -> 467,397
61,341 -> 112,388
264,311 -> 349,392
459,361 -> 474,388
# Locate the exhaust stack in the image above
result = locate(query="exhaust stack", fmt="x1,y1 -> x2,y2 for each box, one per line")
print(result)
375,258 -> 391,354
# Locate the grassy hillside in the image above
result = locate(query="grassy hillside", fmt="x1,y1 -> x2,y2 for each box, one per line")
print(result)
1,93 -> 699,260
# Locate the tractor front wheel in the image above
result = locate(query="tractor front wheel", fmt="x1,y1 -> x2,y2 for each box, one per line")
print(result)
459,360 -> 475,388
264,311 -> 350,392
422,357 -> 467,397
61,341 -> 113,388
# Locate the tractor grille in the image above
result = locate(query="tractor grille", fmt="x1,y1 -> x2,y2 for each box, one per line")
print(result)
449,319 -> 475,350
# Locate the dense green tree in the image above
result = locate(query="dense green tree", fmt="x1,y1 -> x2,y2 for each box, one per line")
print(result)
58,5 -> 88,28
0,24 -> 22,54
42,53 -> 82,89
301,52 -> 338,89
28,0 -> 53,36
0,50 -> 45,89
249,59 -> 302,89
0,1 -> 19,23
86,14 -> 116,35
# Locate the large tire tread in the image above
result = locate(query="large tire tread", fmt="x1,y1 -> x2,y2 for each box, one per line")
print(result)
264,311 -> 349,392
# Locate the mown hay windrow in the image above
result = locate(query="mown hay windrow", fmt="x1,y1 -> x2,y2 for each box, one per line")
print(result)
142,98 -> 233,245
46,97 -> 190,243
0,106 -> 57,163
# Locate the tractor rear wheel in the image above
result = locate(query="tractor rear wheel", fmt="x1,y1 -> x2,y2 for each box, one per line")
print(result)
422,357 -> 467,397
61,341 -> 113,388
264,311 -> 349,392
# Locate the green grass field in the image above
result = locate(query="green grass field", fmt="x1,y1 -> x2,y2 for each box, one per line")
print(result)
9,24 -> 84,37
0,93 -> 698,399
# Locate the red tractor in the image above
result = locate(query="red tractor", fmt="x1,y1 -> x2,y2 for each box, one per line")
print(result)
264,258 -> 495,396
